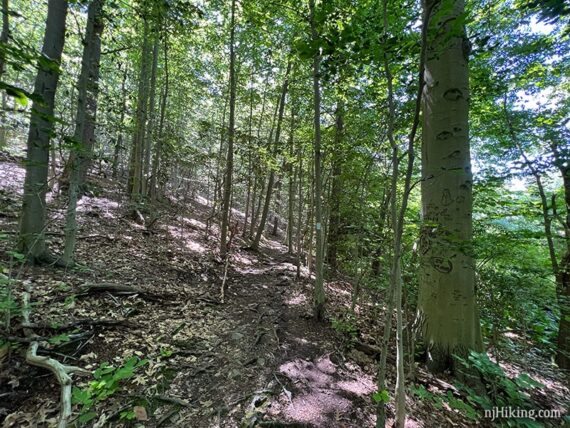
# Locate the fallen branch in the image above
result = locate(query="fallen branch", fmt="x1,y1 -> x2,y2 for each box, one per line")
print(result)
22,318 -> 136,331
77,283 -> 177,302
22,285 -> 90,428
153,394 -> 194,408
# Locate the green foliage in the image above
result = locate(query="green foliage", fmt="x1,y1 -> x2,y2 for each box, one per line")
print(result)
372,389 -> 390,404
331,313 -> 358,342
409,384 -> 477,418
454,352 -> 545,427
72,356 -> 148,422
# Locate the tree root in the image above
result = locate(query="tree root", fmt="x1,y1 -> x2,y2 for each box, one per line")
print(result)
22,284 -> 91,428
25,342 -> 90,428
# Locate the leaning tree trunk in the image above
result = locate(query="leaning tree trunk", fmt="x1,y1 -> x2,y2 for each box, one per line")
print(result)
219,0 -> 236,257
309,0 -> 325,321
251,62 -> 292,251
19,0 -> 68,263
63,0 -> 104,265
416,0 -> 482,373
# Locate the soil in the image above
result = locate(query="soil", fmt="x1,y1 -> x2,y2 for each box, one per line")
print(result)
0,156 -> 568,427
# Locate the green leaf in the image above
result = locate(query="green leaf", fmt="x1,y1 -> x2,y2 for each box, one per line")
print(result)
48,334 -> 70,346
78,411 -> 97,423
372,390 -> 390,404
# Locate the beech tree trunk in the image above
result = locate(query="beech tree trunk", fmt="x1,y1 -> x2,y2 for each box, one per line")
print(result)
63,0 -> 104,265
19,0 -> 68,263
417,0 -> 482,373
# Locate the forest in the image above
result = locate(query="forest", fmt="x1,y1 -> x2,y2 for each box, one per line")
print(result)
0,0 -> 569,426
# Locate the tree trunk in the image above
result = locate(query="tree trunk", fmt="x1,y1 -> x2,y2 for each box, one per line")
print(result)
296,146 -> 304,279
150,33 -> 169,202
251,62 -> 292,250
0,0 -> 8,78
128,18 -> 151,199
220,0 -> 237,257
142,33 -> 159,196
552,152 -> 570,370
0,92 -> 7,149
417,0 -> 483,373
309,0 -> 325,321
287,108 -> 296,253
18,0 -> 68,263
63,0 -> 104,265
327,101 -> 343,272
0,0 -> 8,151
112,65 -> 128,178
272,174 -> 282,236
243,70 -> 255,236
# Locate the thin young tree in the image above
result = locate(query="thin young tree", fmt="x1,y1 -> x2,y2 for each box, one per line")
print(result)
0,0 -> 10,148
220,0 -> 237,257
251,61 -> 292,251
309,0 -> 325,321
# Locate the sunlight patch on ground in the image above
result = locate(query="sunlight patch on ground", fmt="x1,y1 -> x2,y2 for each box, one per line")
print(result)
167,225 -> 206,254
231,252 -> 253,266
77,196 -> 118,219
178,216 -> 206,230
194,195 -> 211,207
279,355 -> 376,426
285,292 -> 307,306
233,266 -> 273,275
336,378 -> 376,396
327,281 -> 352,296
0,161 -> 25,194
284,391 -> 351,425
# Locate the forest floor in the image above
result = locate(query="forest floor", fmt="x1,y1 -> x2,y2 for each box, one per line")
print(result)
0,154 -> 569,427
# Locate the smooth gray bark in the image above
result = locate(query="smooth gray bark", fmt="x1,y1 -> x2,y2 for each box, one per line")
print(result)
19,0 -> 68,262
417,0 -> 483,372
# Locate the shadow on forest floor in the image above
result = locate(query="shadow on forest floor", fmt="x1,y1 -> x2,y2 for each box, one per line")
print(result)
0,156 -> 568,427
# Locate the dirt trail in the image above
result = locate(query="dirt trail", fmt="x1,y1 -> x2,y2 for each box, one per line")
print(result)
0,159 -> 377,427
2,158 -> 568,428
